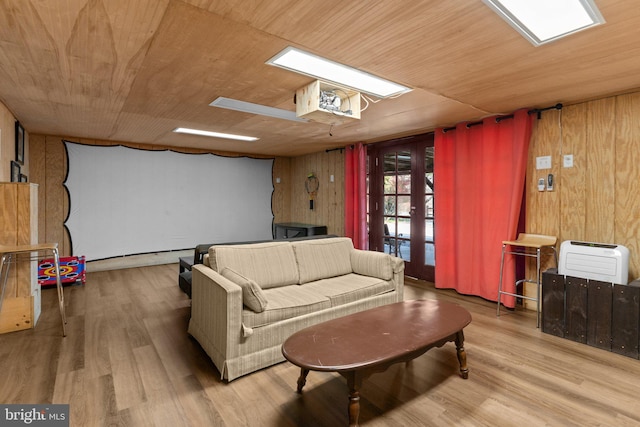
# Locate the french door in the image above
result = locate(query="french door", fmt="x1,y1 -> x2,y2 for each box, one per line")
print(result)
367,133 -> 434,281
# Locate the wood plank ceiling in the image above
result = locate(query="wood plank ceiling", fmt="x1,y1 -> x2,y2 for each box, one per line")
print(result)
0,0 -> 639,157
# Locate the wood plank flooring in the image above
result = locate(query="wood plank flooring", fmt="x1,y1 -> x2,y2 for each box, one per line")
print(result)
1,264 -> 640,426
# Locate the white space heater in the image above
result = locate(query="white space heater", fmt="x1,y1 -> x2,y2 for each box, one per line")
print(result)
558,240 -> 630,285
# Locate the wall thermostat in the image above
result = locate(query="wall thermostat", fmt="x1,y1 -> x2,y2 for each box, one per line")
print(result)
538,178 -> 545,191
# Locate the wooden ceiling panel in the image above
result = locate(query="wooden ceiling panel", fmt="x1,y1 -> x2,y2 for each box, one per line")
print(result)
401,1 -> 640,111
1,1 -> 640,156
121,2 -> 304,121
0,0 -> 169,136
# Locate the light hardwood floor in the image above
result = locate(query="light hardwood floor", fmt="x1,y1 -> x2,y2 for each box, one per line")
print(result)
1,264 -> 640,426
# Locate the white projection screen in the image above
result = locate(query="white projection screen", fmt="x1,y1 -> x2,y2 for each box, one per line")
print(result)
64,142 -> 274,261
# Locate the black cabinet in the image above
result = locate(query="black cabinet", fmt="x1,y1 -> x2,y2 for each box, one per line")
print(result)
587,280 -> 612,350
542,270 -> 564,338
273,222 -> 328,239
541,272 -> 640,360
565,276 -> 588,344
612,284 -> 640,358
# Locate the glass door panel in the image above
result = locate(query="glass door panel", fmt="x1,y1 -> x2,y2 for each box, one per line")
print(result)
383,151 -> 412,263
368,133 -> 434,281
425,147 -> 435,267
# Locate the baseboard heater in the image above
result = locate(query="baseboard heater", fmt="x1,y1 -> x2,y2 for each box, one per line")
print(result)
558,240 -> 629,285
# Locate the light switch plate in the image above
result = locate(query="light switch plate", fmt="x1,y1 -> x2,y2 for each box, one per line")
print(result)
536,156 -> 552,170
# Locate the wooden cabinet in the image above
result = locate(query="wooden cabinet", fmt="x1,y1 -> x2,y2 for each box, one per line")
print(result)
541,270 -> 564,337
565,276 -> 588,344
542,270 -> 640,360
587,281 -> 612,350
0,183 -> 40,333
612,284 -> 640,358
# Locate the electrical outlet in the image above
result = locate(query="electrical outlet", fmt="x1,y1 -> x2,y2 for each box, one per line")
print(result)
538,178 -> 545,191
563,154 -> 574,168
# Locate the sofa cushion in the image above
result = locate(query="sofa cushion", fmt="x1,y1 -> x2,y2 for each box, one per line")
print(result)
350,249 -> 394,281
292,237 -> 354,284
242,285 -> 331,328
210,241 -> 299,289
302,273 -> 395,307
221,267 -> 268,313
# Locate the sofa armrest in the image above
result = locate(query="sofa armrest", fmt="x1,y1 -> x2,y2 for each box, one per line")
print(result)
188,264 -> 244,365
351,249 -> 404,301
390,255 -> 405,301
390,255 -> 405,275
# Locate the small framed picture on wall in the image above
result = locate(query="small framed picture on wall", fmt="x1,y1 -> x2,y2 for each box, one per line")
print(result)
11,160 -> 21,182
15,121 -> 24,165
19,173 -> 28,182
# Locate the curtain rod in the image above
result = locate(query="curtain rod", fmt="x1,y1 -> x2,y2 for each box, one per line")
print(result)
529,103 -> 563,119
326,144 -> 354,153
442,103 -> 563,132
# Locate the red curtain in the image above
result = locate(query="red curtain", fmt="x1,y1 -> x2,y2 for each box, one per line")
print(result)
345,143 -> 367,249
434,109 -> 533,307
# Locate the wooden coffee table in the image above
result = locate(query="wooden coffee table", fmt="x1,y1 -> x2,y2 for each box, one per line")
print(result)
281,299 -> 472,426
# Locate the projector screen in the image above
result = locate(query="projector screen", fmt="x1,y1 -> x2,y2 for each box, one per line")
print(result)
64,142 -> 274,261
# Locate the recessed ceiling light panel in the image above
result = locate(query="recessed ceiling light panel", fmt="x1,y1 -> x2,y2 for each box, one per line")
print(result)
483,0 -> 605,46
266,46 -> 412,98
173,127 -> 258,141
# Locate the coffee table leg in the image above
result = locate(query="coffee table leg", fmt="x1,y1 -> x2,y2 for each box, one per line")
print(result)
343,371 -> 363,427
296,368 -> 309,393
455,330 -> 469,379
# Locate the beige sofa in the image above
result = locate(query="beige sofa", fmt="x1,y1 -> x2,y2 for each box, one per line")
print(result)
188,237 -> 404,381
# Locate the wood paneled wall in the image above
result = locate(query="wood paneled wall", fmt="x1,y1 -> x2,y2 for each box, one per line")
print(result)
21,91 -> 640,278
29,135 -> 346,258
284,149 -> 345,236
526,92 -> 640,285
0,101 -> 26,182
30,135 -> 69,255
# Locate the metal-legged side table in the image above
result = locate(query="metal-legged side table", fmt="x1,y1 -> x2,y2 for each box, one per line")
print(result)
0,243 -> 67,336
497,234 -> 557,328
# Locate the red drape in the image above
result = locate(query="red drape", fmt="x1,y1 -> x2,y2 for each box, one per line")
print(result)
344,143 -> 367,249
434,109 -> 533,307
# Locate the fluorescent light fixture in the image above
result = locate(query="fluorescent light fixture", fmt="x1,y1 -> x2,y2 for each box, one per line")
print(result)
210,96 -> 307,122
173,127 -> 258,141
266,46 -> 412,98
483,0 -> 605,46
